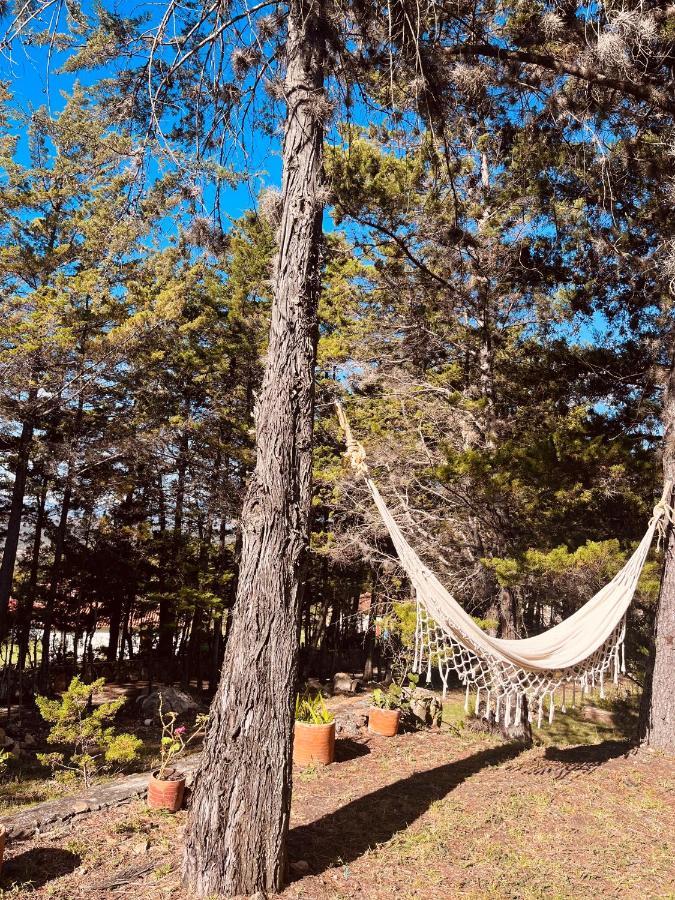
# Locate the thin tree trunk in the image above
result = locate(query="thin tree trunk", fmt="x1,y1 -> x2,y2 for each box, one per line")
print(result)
159,428 -> 188,664
183,3 -> 326,893
17,479 -> 47,674
39,477 -> 73,690
107,593 -> 122,664
0,415 -> 34,638
363,577 -> 377,682
639,350 -> 675,752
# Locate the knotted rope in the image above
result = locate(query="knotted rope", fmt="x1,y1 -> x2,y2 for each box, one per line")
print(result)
335,402 -> 369,475
649,480 -> 674,550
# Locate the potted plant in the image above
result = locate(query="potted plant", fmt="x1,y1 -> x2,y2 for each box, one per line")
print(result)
369,684 -> 405,736
293,692 -> 335,766
148,696 -> 206,812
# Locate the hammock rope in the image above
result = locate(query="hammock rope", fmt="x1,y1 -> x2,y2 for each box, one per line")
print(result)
335,402 -> 671,723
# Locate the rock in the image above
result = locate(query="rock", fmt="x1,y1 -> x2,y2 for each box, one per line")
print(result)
582,705 -> 614,726
304,677 -> 323,692
332,672 -> 360,694
143,718 -> 153,727
290,859 -> 310,876
132,839 -> 149,855
408,688 -> 442,728
334,715 -> 359,737
136,685 -> 199,720
23,733 -> 35,747
71,800 -> 90,814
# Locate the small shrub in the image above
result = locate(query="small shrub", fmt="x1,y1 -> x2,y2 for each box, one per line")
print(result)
36,676 -> 142,788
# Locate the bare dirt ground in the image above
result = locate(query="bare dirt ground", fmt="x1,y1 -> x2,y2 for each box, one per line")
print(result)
1,718 -> 673,900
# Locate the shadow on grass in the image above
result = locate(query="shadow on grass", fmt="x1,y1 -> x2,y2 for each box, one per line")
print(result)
2,847 -> 81,889
334,738 -> 370,763
543,739 -> 630,771
506,739 -> 629,781
288,741 -> 524,876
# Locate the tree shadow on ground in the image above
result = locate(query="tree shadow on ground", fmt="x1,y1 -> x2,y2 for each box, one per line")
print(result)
505,739 -> 630,781
542,739 -> 630,776
288,741 -> 524,876
334,738 -> 371,762
2,847 -> 81,889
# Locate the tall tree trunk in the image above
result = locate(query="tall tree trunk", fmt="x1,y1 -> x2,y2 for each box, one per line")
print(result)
17,478 -> 47,675
158,427 -> 188,664
39,480 -> 72,689
107,592 -> 122,664
363,576 -> 377,682
183,4 -> 326,893
497,586 -> 523,640
0,415 -> 34,639
639,352 -> 675,752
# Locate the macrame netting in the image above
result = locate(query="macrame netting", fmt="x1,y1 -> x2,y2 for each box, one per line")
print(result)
336,403 -> 672,726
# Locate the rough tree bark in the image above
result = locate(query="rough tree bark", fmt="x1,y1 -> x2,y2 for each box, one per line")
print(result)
182,3 -> 326,895
639,349 -> 675,753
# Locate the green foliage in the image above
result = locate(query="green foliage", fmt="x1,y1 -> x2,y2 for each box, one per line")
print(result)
36,677 -> 141,788
383,601 -> 418,651
0,748 -> 11,780
372,683 -> 405,710
294,692 -> 334,725
482,539 -> 629,589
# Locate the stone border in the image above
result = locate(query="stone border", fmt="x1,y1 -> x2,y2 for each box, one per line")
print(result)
0,754 -> 202,842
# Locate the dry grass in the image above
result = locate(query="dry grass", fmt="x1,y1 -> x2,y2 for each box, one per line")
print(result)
1,712 -> 673,899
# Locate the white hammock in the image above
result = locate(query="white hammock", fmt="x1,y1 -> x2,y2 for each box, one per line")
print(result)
336,404 -> 671,726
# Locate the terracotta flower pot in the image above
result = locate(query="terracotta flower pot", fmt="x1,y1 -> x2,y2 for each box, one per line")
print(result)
368,706 -> 401,736
0,824 -> 6,874
147,770 -> 186,812
293,721 -> 335,766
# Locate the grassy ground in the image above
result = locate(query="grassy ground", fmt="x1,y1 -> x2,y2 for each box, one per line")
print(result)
0,690 -> 672,899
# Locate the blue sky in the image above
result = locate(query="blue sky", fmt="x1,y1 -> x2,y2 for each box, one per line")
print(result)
0,39 -> 284,227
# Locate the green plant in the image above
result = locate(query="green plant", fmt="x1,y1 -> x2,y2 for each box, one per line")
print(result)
156,694 -> 207,780
372,670 -> 421,711
36,676 -> 142,788
294,692 -> 334,725
0,748 -> 11,779
372,683 -> 405,710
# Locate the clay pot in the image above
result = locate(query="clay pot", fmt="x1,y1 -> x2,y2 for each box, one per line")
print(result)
368,707 -> 401,737
147,770 -> 186,812
0,824 -> 6,874
293,721 -> 335,766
